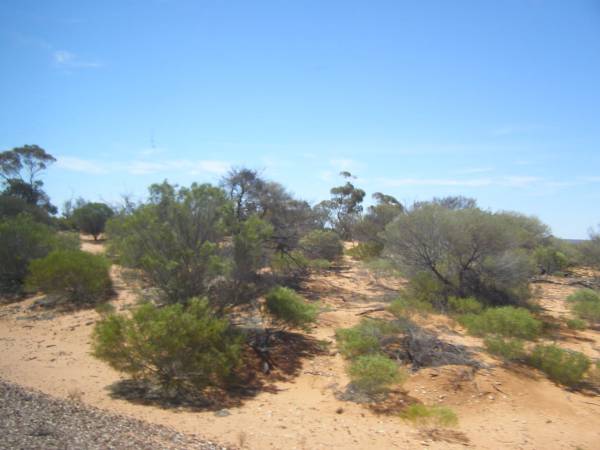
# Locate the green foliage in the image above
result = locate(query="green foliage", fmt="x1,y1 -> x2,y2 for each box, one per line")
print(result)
567,289 -> 600,324
534,245 -> 569,275
299,230 -> 344,261
388,296 -> 433,317
107,182 -> 232,304
566,318 -> 587,331
448,296 -> 484,314
27,250 -> 112,303
346,241 -> 384,261
484,337 -> 526,361
72,202 -> 114,240
400,404 -> 458,427
92,297 -> 243,392
264,286 -> 318,330
529,344 -> 590,386
384,204 -> 543,306
335,319 -> 401,359
362,258 -> 402,277
233,215 -> 273,282
348,354 -> 406,394
270,250 -> 309,275
459,306 -> 542,340
0,215 -> 77,294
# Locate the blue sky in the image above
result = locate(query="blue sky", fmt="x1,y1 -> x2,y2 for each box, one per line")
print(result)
1,0 -> 599,238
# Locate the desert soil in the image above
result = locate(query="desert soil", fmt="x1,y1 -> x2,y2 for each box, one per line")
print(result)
1,237 -> 599,449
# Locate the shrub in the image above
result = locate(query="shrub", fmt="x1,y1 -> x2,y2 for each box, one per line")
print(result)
400,404 -> 458,427
529,344 -> 590,386
348,354 -> 406,394
92,297 -> 243,393
27,250 -> 112,303
448,296 -> 484,314
270,250 -> 309,275
534,246 -> 569,275
299,230 -> 344,261
72,202 -> 114,240
346,241 -> 384,261
566,318 -> 587,331
0,215 -> 78,295
264,286 -> 318,330
106,182 -> 232,304
458,306 -> 542,340
335,319 -> 401,359
567,289 -> 600,324
362,258 -> 402,277
388,296 -> 433,317
384,205 -> 542,306
484,337 -> 526,361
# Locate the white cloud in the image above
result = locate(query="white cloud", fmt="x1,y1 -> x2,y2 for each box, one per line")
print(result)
501,176 -> 543,187
56,156 -> 108,174
53,49 -> 102,68
379,177 -> 493,188
56,156 -> 230,176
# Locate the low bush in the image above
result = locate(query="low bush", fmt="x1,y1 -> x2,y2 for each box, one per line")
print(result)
566,318 -> 587,331
388,296 -> 433,317
264,286 -> 318,330
346,241 -> 384,261
299,230 -> 344,261
0,214 -> 78,295
362,258 -> 403,277
26,250 -> 112,304
348,354 -> 406,394
458,306 -> 542,340
448,296 -> 484,315
484,337 -> 526,361
567,289 -> 600,325
400,404 -> 458,427
72,202 -> 114,240
529,344 -> 590,386
335,319 -> 402,359
92,297 -> 243,393
534,246 -> 569,275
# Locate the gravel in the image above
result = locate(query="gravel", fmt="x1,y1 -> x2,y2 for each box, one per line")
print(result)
0,379 -> 228,450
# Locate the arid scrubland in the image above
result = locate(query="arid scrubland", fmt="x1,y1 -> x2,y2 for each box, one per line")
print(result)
2,145 -> 600,449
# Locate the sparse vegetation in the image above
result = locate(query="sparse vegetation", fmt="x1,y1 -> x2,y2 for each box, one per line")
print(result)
264,286 -> 318,331
388,296 -> 433,317
566,318 -> 587,331
567,289 -> 600,325
299,230 -> 343,261
458,306 -> 542,340
448,296 -> 484,315
400,404 -> 458,427
26,250 -> 112,304
335,319 -> 401,358
92,298 -> 243,394
529,344 -> 591,386
348,354 -> 406,395
484,337 -> 526,361
346,241 -> 384,261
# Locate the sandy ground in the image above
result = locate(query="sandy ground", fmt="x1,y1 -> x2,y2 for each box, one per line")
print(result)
1,237 -> 599,449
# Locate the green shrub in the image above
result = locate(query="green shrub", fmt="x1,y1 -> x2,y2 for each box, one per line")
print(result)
0,215 -> 77,295
448,296 -> 484,314
299,230 -> 344,261
92,297 -> 243,393
529,344 -> 591,386
348,354 -> 406,394
362,258 -> 402,277
567,289 -> 600,324
458,306 -> 542,340
270,250 -> 309,275
72,202 -> 114,240
566,318 -> 587,331
346,241 -> 384,261
400,404 -> 458,427
388,296 -> 433,317
27,250 -> 112,303
335,319 -> 401,358
534,246 -> 569,275
484,337 -> 526,361
264,286 -> 318,330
